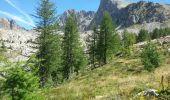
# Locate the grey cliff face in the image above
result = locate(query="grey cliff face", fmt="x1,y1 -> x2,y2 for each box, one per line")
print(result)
57,0 -> 170,31
118,1 -> 170,27
89,0 -> 170,30
58,9 -> 95,31
89,0 -> 121,28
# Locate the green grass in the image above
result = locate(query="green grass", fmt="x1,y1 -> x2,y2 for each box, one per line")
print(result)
44,52 -> 170,100
1,36 -> 169,100
44,39 -> 170,100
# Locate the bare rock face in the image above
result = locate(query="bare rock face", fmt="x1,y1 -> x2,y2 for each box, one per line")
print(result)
89,0 -> 170,30
0,18 -> 21,30
58,0 -> 170,31
0,28 -> 38,61
118,1 -> 170,27
58,9 -> 95,32
89,0 -> 120,28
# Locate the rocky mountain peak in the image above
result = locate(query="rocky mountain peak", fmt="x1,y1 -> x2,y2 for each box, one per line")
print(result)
101,0 -> 128,9
58,0 -> 170,32
118,1 -> 170,26
58,9 -> 95,31
88,0 -> 170,31
88,0 -> 129,29
0,18 -> 21,30
63,9 -> 76,16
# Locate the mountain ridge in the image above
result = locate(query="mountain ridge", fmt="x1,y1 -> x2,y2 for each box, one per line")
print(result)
58,9 -> 95,32
0,18 -> 25,30
58,0 -> 170,32
89,0 -> 170,30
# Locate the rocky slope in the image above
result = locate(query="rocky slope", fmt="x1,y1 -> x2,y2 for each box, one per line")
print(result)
0,18 -> 38,61
58,9 -> 95,32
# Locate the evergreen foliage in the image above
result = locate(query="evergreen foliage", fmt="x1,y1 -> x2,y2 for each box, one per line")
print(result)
122,30 -> 136,55
87,25 -> 98,69
151,28 -> 160,39
62,15 -> 87,79
34,0 -> 62,86
137,29 -> 149,42
3,63 -> 40,100
141,42 -> 161,71
112,32 -> 122,54
151,28 -> 170,39
96,11 -> 118,65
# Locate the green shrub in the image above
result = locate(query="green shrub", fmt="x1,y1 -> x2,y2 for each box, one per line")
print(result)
141,43 -> 161,71
3,63 -> 41,100
24,91 -> 45,100
158,89 -> 170,100
122,30 -> 136,56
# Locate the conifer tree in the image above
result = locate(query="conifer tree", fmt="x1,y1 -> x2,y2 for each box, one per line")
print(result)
97,11 -> 117,65
62,15 -> 87,79
87,25 -> 98,69
122,30 -> 136,55
152,28 -> 160,39
2,63 -> 40,100
34,0 -> 62,86
122,30 -> 136,47
137,29 -> 149,42
112,32 -> 122,54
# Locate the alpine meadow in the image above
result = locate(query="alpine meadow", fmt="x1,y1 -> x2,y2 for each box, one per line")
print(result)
0,0 -> 170,100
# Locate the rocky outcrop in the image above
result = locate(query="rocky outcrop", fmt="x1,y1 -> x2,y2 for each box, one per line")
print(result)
89,0 -> 128,28
118,1 -> 170,27
58,9 -> 95,32
0,28 -> 38,61
0,18 -> 21,30
0,18 -> 38,61
58,0 -> 170,31
89,0 -> 170,30
134,89 -> 159,99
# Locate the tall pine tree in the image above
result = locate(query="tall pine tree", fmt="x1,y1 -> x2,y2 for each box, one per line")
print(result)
62,15 -> 87,79
35,0 -> 62,87
97,11 -> 117,66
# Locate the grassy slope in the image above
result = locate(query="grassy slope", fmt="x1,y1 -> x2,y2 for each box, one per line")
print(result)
45,41 -> 170,100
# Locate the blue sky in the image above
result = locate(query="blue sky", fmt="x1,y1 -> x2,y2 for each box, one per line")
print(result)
0,0 -> 169,29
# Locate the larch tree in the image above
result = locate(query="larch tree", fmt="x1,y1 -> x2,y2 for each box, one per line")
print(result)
87,25 -> 98,69
122,30 -> 136,55
62,15 -> 87,80
97,11 -> 117,66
